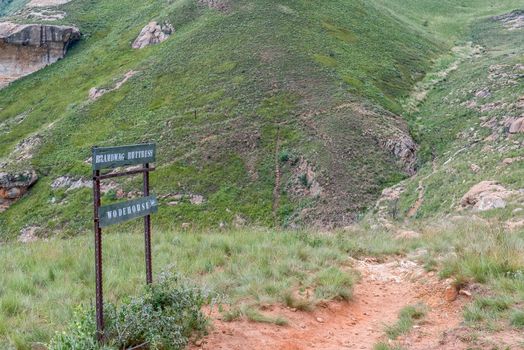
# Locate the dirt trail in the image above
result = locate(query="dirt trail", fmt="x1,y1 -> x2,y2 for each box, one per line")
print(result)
407,180 -> 425,218
190,258 -> 476,350
272,130 -> 281,224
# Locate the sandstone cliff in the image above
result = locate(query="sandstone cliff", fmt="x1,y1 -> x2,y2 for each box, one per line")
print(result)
0,22 -> 80,88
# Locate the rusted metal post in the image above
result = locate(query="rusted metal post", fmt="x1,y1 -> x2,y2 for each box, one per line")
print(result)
92,167 -> 104,342
143,162 -> 152,284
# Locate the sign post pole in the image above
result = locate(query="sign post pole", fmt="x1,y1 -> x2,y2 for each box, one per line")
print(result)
91,143 -> 157,344
92,165 -> 104,342
143,162 -> 152,284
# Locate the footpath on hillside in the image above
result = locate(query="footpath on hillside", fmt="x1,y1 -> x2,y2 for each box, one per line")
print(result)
190,258 -> 523,350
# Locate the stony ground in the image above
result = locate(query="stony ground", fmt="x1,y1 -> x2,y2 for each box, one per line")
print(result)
26,0 -> 71,7
191,258 -> 523,350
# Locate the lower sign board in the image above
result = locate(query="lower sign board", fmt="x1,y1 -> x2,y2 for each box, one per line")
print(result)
99,195 -> 158,227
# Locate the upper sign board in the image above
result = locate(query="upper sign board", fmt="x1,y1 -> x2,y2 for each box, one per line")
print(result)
92,143 -> 156,170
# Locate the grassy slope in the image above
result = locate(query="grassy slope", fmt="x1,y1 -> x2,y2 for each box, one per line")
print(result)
0,0 -> 27,16
0,0 -> 445,237
1,1 -> 521,237
393,9 -> 524,219
374,0 -> 523,41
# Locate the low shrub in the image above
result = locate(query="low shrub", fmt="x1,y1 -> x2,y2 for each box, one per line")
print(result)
48,273 -> 210,350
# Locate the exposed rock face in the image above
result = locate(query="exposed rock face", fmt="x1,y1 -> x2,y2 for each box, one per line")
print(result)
132,22 -> 173,49
288,157 -> 323,199
493,10 -> 524,30
26,0 -> 71,6
507,116 -> 524,134
506,219 -> 524,231
19,226 -> 40,243
0,170 -> 38,211
198,0 -> 230,11
382,135 -> 418,175
24,9 -> 66,21
502,156 -> 524,165
0,22 -> 80,88
13,134 -> 42,161
475,88 -> 491,98
158,192 -> 206,205
460,181 -> 513,211
51,176 -> 91,191
373,184 -> 405,226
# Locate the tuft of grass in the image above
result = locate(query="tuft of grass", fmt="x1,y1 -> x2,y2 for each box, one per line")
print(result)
374,343 -> 406,350
314,267 -> 357,301
283,292 -> 314,312
0,294 -> 22,317
222,308 -> 242,322
464,296 -> 513,328
244,308 -> 288,326
510,310 -> 524,328
385,304 -> 427,340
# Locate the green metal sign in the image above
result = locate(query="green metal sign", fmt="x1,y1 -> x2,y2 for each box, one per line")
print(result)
92,143 -> 156,170
99,195 -> 158,227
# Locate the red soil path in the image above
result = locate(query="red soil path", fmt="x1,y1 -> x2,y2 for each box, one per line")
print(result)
190,258 -> 523,350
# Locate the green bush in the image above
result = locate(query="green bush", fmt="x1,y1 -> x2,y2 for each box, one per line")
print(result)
278,150 -> 290,163
48,273 -> 210,350
47,306 -> 99,350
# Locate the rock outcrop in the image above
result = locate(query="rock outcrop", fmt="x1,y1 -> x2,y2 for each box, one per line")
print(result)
51,176 -> 91,191
26,0 -> 71,6
460,181 -> 513,211
0,170 -> 38,211
18,226 -> 40,243
0,22 -> 80,88
198,0 -> 230,11
493,10 -> 524,30
507,116 -> 524,134
132,22 -> 173,49
382,135 -> 418,176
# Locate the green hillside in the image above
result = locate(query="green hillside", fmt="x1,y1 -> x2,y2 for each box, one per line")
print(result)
0,0 -> 26,16
0,0 -> 522,239
389,9 -> 524,221
1,0 -> 437,237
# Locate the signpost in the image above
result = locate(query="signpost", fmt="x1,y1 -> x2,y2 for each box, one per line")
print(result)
92,143 -> 157,342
